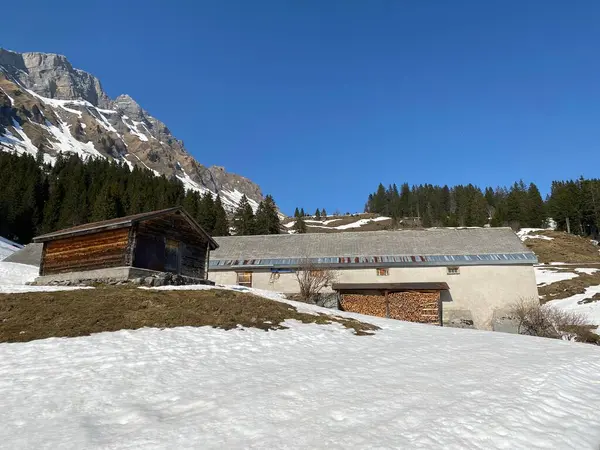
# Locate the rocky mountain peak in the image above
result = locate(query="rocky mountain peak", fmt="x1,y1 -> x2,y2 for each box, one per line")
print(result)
0,48 -> 112,108
0,49 -> 264,211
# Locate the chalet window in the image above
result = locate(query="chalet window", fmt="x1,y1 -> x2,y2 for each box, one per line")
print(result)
237,271 -> 253,287
447,267 -> 460,275
376,268 -> 389,276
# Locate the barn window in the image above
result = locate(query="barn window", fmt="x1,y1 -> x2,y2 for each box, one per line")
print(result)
376,268 -> 389,276
237,271 -> 253,287
447,267 -> 460,275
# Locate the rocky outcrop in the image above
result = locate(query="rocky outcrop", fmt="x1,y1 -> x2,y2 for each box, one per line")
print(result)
0,48 -> 263,210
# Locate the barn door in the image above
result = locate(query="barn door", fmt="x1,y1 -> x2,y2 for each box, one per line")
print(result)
133,235 -> 165,272
164,239 -> 180,274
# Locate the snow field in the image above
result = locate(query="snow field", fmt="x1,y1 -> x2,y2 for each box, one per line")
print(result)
1,266 -> 600,447
1,313 -> 600,449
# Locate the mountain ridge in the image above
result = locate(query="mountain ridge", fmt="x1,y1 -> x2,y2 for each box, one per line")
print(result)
0,48 -> 262,211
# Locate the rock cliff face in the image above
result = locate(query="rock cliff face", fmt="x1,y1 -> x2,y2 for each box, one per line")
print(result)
0,48 -> 262,210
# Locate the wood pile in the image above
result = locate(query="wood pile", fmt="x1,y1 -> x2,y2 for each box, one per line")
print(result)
340,291 -> 440,324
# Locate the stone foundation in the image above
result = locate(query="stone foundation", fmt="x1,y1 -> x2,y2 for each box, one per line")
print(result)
32,266 -> 213,287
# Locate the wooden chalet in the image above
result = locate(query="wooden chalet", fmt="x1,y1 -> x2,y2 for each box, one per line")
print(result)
33,207 -> 218,280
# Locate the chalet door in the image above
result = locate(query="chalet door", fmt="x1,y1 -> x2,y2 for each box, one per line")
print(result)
133,235 -> 165,272
164,239 -> 180,274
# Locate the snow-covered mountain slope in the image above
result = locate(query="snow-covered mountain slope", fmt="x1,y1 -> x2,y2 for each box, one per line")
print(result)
0,236 -> 21,261
1,284 -> 600,448
283,213 -> 393,233
0,49 -> 261,210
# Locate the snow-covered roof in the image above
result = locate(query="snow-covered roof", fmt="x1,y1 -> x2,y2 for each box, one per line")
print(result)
210,228 -> 536,269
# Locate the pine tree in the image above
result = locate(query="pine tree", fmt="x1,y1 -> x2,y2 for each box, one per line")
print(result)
294,207 -> 300,218
212,195 -> 229,236
91,184 -> 119,221
321,208 -> 327,217
527,183 -> 545,228
314,209 -> 321,219
197,192 -> 216,233
371,183 -> 387,214
293,215 -> 307,233
300,207 -> 306,217
254,194 -> 281,235
232,194 -> 255,235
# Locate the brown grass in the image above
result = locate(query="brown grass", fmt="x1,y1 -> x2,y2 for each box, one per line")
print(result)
524,231 -> 600,264
0,287 -> 378,343
539,271 -> 600,303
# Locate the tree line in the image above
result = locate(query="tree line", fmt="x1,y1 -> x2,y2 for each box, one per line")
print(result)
365,178 -> 600,237
0,151 -> 282,244
230,194 -> 282,235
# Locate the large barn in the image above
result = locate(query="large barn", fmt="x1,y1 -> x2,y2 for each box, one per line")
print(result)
33,207 -> 218,284
209,228 -> 538,330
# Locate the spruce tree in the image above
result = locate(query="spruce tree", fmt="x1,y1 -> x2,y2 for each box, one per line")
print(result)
300,207 -> 306,217
321,208 -> 327,217
197,192 -> 216,233
212,195 -> 229,236
527,183 -> 545,228
255,194 -> 281,235
314,209 -> 321,219
294,207 -> 300,218
232,194 -> 255,235
293,215 -> 307,234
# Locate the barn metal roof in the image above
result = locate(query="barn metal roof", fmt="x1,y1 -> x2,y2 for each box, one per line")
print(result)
209,228 -> 536,269
33,207 -> 219,249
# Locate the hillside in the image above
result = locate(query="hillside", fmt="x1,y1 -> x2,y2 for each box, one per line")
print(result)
0,49 -> 261,210
282,213 -> 396,233
519,229 -> 600,264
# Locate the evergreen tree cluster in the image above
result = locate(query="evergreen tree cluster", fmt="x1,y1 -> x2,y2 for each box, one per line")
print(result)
365,181 -> 547,229
547,177 -> 600,236
231,194 -> 282,235
0,152 -> 230,244
293,207 -> 327,218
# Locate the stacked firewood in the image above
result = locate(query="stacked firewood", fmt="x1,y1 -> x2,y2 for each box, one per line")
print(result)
340,291 -> 440,324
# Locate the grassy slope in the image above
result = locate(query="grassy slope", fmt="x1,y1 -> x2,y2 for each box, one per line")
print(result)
0,287 -> 378,343
524,230 -> 600,264
524,230 -> 600,303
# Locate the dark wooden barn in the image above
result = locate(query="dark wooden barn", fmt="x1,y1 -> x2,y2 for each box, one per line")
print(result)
33,207 -> 218,281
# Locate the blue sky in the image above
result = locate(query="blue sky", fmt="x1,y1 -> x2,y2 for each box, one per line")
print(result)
2,1 -> 600,214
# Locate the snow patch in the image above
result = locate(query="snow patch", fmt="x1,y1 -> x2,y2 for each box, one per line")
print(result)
0,237 -> 21,261
517,228 -> 553,241
548,284 -> 600,328
0,261 -> 92,293
0,86 -> 14,105
534,266 -> 578,287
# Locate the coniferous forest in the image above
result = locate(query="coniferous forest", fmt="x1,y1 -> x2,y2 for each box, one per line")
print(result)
364,179 -> 600,238
0,151 -> 280,244
2,150 -> 600,244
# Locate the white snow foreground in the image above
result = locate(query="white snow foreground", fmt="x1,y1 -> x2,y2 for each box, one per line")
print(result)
2,292 -> 600,448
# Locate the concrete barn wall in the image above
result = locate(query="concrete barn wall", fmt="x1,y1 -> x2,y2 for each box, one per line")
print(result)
209,265 -> 538,330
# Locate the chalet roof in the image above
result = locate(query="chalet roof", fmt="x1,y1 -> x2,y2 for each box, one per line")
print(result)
33,207 -> 219,249
210,228 -> 536,269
